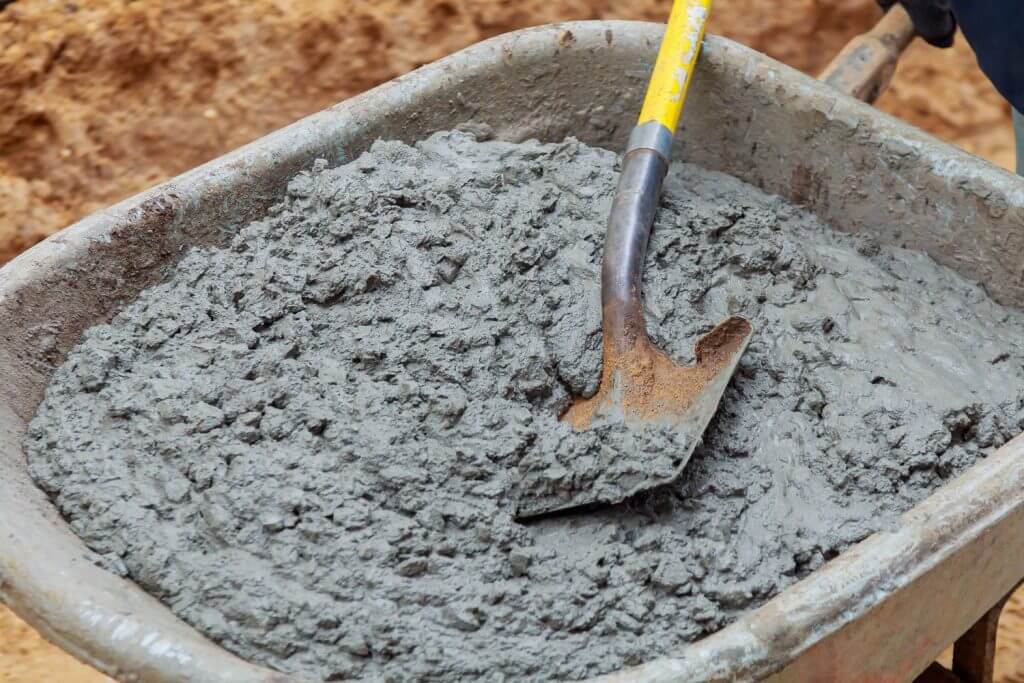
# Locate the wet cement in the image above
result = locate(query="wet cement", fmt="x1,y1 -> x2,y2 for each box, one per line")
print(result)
25,130 -> 1024,681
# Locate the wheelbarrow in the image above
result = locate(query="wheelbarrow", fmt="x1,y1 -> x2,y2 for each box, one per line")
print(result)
2,10 -> 1024,683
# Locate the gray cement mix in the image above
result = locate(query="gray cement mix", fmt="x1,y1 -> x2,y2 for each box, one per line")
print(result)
25,130 -> 1024,681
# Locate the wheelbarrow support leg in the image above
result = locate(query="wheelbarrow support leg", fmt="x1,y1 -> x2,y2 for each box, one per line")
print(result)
951,591 -> 1013,683
913,585 -> 1019,683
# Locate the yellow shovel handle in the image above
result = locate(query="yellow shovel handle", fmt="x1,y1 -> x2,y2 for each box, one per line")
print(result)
637,0 -> 712,134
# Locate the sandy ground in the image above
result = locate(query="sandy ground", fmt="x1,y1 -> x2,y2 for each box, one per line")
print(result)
0,607 -> 115,683
1,0 -> 1013,264
0,0 -> 1020,681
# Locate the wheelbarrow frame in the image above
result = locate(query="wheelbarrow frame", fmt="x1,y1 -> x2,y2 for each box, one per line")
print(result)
1,20 -> 1024,683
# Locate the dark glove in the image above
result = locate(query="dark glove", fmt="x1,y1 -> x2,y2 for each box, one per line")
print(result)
952,0 -> 1024,114
877,0 -> 956,48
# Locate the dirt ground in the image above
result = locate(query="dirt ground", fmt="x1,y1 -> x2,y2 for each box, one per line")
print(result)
0,608 -> 115,683
0,0 -> 1020,681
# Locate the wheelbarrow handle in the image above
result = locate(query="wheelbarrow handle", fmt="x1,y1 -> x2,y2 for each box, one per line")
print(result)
818,3 -> 917,104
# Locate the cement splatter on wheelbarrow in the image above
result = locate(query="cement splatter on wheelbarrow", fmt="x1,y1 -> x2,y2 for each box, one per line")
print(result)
26,130 -> 1024,681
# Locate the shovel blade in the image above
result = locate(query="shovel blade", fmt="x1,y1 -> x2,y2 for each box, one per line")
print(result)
514,316 -> 753,519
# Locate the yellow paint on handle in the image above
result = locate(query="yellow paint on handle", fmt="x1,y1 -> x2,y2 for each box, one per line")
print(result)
637,0 -> 712,133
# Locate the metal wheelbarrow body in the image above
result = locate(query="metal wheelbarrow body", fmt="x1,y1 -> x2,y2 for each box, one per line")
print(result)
1,19 -> 1024,683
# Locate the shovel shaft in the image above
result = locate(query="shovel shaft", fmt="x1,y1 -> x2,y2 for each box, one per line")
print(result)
602,149 -> 668,352
638,0 -> 712,133
604,0 -> 710,351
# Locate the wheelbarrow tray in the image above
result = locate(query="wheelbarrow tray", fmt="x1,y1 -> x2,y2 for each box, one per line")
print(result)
2,20 -> 1024,683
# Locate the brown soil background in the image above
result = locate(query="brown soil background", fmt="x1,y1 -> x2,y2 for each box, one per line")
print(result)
0,0 -> 1019,681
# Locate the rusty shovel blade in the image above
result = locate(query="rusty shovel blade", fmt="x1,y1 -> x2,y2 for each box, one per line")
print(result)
513,139 -> 753,520
514,316 -> 752,519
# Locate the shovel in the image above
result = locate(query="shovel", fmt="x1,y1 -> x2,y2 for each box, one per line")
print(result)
515,0 -> 753,518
